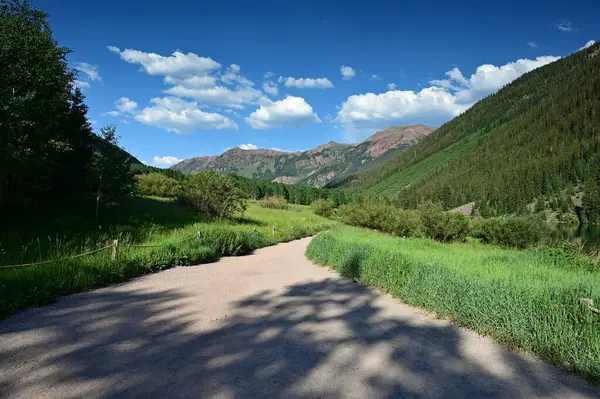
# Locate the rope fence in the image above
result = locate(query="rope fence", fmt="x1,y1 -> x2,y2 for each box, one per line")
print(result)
0,226 -> 294,269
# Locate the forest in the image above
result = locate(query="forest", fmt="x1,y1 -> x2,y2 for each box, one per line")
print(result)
333,43 -> 600,222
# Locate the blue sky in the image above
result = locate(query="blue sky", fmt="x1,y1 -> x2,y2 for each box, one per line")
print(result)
38,0 -> 598,167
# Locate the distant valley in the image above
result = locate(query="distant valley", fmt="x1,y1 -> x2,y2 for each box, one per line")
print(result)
171,125 -> 435,187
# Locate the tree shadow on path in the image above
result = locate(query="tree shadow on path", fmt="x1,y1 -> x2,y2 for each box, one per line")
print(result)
1,276 -> 598,398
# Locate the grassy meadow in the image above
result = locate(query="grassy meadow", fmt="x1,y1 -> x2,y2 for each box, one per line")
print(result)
0,196 -> 335,319
306,227 -> 600,383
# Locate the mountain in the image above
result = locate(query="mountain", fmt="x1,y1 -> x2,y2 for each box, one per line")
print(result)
333,43 -> 600,218
171,125 -> 435,187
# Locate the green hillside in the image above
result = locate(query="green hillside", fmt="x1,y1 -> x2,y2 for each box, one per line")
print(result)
336,43 -> 600,218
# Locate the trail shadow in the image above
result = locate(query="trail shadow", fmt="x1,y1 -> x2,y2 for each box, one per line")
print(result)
1,277 -> 598,398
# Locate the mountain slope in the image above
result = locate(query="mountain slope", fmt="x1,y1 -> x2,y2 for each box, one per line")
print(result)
171,125 -> 435,187
335,43 -> 600,216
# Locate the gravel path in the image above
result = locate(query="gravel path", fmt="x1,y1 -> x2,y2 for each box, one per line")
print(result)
1,237 -> 598,398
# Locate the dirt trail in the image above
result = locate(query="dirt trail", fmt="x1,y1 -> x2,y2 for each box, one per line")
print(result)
1,237 -> 598,398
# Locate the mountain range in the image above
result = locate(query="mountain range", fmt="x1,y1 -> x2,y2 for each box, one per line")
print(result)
171,125 -> 435,187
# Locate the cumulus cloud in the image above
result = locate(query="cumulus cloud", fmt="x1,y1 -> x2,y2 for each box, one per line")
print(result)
152,156 -> 182,167
527,41 -> 538,48
221,64 -> 254,86
338,55 -> 560,140
115,97 -> 138,114
74,62 -> 101,82
580,40 -> 596,50
246,96 -> 321,129
387,83 -> 397,90
340,65 -> 356,80
135,96 -> 238,133
264,71 -> 275,79
102,110 -> 121,117
238,143 -> 258,150
165,85 -> 265,109
262,81 -> 279,96
277,76 -> 334,89
107,46 -> 220,77
74,80 -> 91,89
556,20 -> 573,32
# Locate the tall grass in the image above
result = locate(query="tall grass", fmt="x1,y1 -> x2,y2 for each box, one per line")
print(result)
0,197 -> 335,319
306,227 -> 600,383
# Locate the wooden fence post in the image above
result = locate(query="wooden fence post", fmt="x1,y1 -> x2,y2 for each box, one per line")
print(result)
112,239 -> 119,261
272,226 -> 275,236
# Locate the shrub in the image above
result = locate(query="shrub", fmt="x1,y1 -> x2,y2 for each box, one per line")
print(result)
260,196 -> 290,210
179,171 -> 247,219
417,201 -> 470,242
471,215 -> 549,249
311,199 -> 335,218
136,173 -> 181,198
337,198 -> 421,237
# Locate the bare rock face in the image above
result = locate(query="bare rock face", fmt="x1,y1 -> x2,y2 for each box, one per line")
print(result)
171,125 -> 435,187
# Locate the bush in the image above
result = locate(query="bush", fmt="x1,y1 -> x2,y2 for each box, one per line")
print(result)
311,198 -> 335,218
179,171 -> 247,219
260,196 -> 290,210
136,173 -> 181,198
417,201 -> 470,242
337,198 -> 421,237
471,215 -> 549,248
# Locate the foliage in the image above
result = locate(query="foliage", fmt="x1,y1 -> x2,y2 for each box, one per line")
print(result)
131,163 -> 185,180
335,43 -> 600,218
136,172 -> 181,198
89,125 -> 135,206
307,228 -> 600,383
0,0 -> 87,208
179,171 -> 247,219
260,196 -> 290,210
417,201 -> 470,242
582,167 -> 600,224
0,198 -> 336,319
311,198 -> 335,218
471,215 -> 550,249
337,198 -> 421,238
228,175 -> 349,206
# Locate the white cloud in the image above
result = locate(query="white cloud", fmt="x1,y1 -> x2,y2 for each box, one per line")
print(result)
371,74 -> 381,80
102,110 -> 121,117
527,41 -> 538,48
246,96 -> 321,129
277,76 -> 334,89
387,83 -> 397,90
74,62 -> 101,81
557,21 -> 573,32
221,64 -> 254,86
340,65 -> 356,80
264,71 -> 275,79
262,81 -> 279,96
152,156 -> 182,167
165,85 -> 265,109
164,75 -> 216,88
238,143 -> 258,150
108,46 -> 220,77
115,97 -> 138,114
338,55 -> 560,140
580,40 -> 596,50
135,96 -> 238,133
74,80 -> 91,89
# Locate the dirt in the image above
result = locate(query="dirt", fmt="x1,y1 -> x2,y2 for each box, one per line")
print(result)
1,237 -> 598,398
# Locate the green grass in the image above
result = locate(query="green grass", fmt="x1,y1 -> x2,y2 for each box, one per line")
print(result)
364,133 -> 480,197
0,197 -> 335,319
306,227 -> 600,383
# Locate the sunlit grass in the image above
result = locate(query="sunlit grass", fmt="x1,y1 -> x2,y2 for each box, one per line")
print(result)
306,227 -> 600,383
0,198 -> 335,319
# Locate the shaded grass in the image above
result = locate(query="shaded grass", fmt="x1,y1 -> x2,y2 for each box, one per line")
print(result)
0,198 -> 335,319
306,227 -> 600,383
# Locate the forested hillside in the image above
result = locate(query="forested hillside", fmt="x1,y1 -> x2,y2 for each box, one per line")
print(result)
334,43 -> 600,220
